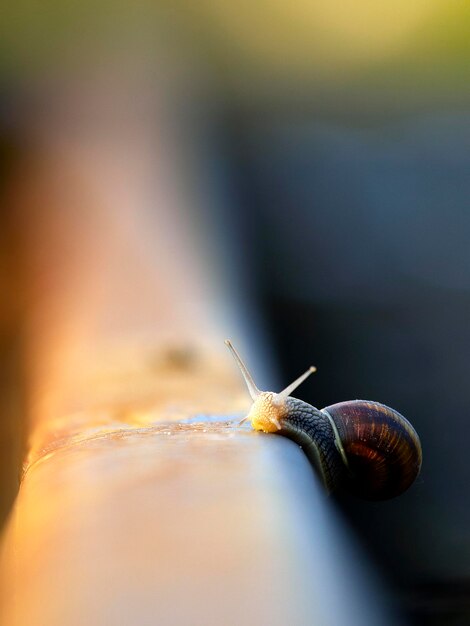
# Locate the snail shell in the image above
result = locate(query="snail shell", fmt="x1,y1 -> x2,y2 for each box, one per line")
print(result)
322,400 -> 422,499
225,340 -> 422,500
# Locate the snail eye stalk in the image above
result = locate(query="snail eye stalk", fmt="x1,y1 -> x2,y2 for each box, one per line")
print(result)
224,340 -> 260,401
278,366 -> 317,400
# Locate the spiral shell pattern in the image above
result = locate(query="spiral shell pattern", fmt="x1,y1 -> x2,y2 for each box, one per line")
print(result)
322,400 -> 422,500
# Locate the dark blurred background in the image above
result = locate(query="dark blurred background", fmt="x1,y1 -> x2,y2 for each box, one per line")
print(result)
230,113 -> 470,624
1,1 -> 469,624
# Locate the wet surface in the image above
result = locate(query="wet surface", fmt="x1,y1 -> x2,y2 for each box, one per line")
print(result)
23,414 -> 249,476
2,423 -> 392,626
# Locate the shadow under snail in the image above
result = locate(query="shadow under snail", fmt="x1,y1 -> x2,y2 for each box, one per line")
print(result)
225,340 -> 422,500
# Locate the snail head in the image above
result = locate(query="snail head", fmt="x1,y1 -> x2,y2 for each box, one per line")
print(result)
224,339 -> 316,433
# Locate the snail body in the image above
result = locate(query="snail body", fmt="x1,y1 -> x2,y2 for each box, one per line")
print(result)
225,340 -> 422,500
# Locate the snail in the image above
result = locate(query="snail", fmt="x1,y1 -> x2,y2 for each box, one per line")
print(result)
225,340 -> 422,500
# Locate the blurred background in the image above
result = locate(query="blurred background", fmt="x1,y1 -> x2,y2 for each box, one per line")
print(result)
1,1 -> 469,624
